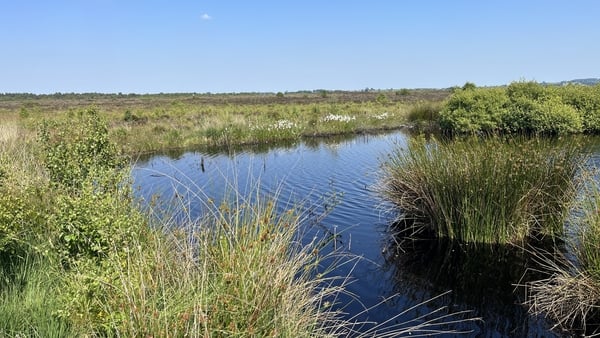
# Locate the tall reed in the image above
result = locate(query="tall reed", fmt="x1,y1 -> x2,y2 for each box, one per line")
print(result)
379,136 -> 585,245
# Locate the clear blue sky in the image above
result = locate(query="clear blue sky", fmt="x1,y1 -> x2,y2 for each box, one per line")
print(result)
1,1 -> 598,94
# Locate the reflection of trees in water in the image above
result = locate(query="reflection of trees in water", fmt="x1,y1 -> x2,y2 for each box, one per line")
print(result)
382,234 -> 561,337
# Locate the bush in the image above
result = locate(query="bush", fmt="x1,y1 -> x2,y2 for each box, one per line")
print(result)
376,93 -> 389,104
50,177 -> 139,267
440,81 -> 592,135
558,84 -> 600,133
38,108 -> 124,191
528,96 -> 583,134
0,192 -> 40,258
439,87 -> 508,133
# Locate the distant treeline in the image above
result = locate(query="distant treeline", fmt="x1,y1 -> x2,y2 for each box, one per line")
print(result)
440,82 -> 600,134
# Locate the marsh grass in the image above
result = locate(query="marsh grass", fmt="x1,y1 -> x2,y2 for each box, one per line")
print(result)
84,192 -> 355,337
0,255 -> 72,337
379,136 -> 585,245
525,180 -> 600,334
0,121 -> 19,143
407,101 -> 442,124
106,101 -> 411,153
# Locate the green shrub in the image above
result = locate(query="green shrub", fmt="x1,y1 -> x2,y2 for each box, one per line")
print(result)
0,188 -> 46,260
38,108 -> 124,191
0,194 -> 32,257
376,93 -> 389,104
50,178 -> 139,267
558,84 -> 600,133
506,81 -> 551,101
397,88 -> 410,96
441,81 -> 592,135
439,87 -> 508,133
529,96 -> 583,134
462,82 -> 476,91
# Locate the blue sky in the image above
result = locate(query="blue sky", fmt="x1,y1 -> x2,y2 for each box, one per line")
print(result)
1,1 -> 598,93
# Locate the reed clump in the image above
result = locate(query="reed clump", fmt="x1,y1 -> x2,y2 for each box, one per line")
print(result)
380,136 -> 585,245
526,180 -> 600,334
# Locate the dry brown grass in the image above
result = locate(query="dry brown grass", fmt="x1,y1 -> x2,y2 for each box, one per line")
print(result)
525,254 -> 600,335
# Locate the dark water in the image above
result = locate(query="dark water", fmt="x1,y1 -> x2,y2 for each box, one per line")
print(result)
132,131 -> 563,337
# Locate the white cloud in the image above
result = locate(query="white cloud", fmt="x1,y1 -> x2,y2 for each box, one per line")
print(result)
201,13 -> 212,20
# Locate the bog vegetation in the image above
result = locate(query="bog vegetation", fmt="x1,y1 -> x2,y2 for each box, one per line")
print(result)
0,89 -> 449,154
1,103 -> 470,336
4,83 -> 600,335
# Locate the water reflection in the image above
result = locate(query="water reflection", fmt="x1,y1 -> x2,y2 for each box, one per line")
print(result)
381,233 -> 561,337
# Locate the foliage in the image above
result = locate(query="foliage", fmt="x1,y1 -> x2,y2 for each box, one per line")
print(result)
397,88 -> 410,96
0,191 -> 44,258
558,84 -> 600,133
462,82 -> 476,91
440,87 -> 508,133
50,177 -> 140,268
376,93 -> 389,104
380,136 -> 584,245
38,108 -> 124,191
440,81 -> 599,135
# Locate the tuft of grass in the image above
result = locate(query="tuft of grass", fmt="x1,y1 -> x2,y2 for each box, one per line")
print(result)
379,136 -> 584,245
525,179 -> 600,334
406,101 -> 442,123
0,255 -> 72,337
76,193 -> 353,337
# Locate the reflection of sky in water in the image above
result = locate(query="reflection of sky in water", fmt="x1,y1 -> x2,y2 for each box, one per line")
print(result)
132,131 -> 566,337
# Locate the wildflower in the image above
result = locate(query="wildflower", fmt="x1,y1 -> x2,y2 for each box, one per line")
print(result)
373,112 -> 389,120
321,114 -> 356,123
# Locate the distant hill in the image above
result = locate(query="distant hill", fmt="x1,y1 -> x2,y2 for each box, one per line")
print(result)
554,78 -> 600,86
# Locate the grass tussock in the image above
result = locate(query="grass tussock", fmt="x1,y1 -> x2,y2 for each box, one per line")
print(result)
526,179 -> 600,334
379,136 -> 585,245
57,193 -> 353,337
525,259 -> 600,335
0,255 -> 72,337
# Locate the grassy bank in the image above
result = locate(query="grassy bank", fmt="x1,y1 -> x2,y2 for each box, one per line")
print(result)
0,89 -> 449,154
379,136 -> 585,245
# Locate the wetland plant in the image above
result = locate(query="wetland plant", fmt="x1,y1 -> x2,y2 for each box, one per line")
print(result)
526,180 -> 600,335
379,136 -> 585,245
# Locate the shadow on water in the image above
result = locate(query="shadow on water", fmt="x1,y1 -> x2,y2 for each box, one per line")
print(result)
381,228 -> 564,337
